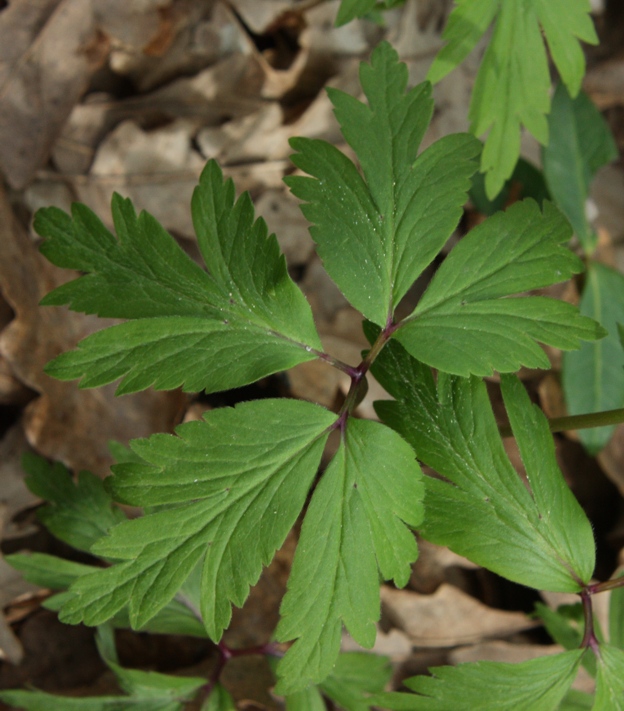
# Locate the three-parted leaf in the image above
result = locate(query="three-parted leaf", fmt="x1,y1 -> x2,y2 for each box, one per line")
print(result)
38,160 -> 321,395
563,263 -> 624,455
286,41 -> 480,326
370,650 -> 585,710
428,0 -> 598,198
394,199 -> 605,376
543,82 -> 617,254
58,400 -> 336,640
275,419 -> 423,693
371,339 -> 596,592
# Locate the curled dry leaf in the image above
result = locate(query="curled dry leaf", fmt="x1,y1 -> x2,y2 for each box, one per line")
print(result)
0,184 -> 184,477
381,584 -> 536,648
0,0 -> 110,189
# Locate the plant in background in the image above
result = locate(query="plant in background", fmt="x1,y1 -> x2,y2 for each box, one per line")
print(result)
337,0 -> 598,199
2,13 -> 624,711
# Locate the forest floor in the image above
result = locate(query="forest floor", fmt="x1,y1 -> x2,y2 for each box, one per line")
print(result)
2,0 -> 624,707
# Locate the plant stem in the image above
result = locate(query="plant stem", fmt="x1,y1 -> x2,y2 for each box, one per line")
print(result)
589,576 -> 624,594
499,407 -> 624,439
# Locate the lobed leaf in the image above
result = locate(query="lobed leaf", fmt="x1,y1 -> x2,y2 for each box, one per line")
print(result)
58,399 -> 336,640
287,41 -> 480,326
39,161 -> 321,395
371,338 -> 596,592
394,199 -> 605,376
563,263 -> 624,455
543,82 -> 617,254
275,419 -> 423,693
318,652 -> 393,711
428,0 -> 598,198
22,453 -> 126,553
370,650 -> 585,710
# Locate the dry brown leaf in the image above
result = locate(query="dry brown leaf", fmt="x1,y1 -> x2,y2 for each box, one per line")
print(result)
0,0 -> 109,189
0,504 -> 39,664
381,584 -> 536,648
0,184 -> 183,477
0,426 -> 40,540
341,627 -> 413,663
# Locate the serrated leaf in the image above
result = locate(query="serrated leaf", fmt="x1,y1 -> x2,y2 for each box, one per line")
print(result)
428,0 -> 598,198
22,453 -> 126,553
543,82 -> 617,253
58,400 -> 335,640
371,338 -> 596,592
275,419 -> 423,693
38,160 -> 320,395
370,650 -> 585,710
563,263 -> 624,454
593,644 -> 624,710
393,200 -> 605,376
319,652 -> 392,711
286,41 -> 480,326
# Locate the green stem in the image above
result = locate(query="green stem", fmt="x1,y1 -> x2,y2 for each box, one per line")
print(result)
500,407 -> 624,439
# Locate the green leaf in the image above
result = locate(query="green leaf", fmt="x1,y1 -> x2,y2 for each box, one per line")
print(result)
203,684 -> 236,711
286,41 -> 480,326
609,572 -> 624,650
469,156 -> 550,217
39,160 -> 320,395
559,689 -> 595,710
6,552 -> 97,589
371,339 -> 596,592
335,0 -> 376,25
428,0 -> 598,198
275,419 -> 423,693
22,453 -> 126,553
543,82 -> 617,254
563,263 -> 624,454
370,650 -> 585,710
0,690 -> 182,710
58,399 -> 335,640
319,652 -> 393,710
593,644 -> 624,710
285,685 -> 326,711
394,200 -> 604,376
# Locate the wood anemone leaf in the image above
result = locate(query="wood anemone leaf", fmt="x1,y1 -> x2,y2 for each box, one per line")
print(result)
57,399 -> 336,641
394,199 -> 606,377
37,160 -> 321,395
275,418 -> 424,694
286,40 -> 481,327
427,0 -> 598,198
370,337 -> 596,593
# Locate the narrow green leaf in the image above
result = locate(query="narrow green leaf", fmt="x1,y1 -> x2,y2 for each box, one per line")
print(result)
0,690 -> 177,710
563,263 -> 624,454
276,419 -> 423,693
370,650 -> 585,710
287,41 -> 480,325
6,552 -> 97,589
58,400 -> 335,640
39,160 -> 321,395
428,0 -> 597,198
534,603 -> 584,652
543,82 -> 618,253
559,689 -> 595,710
371,339 -> 596,592
22,453 -> 126,553
609,571 -> 624,650
394,200 -> 604,376
319,652 -> 392,711
593,644 -> 624,710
